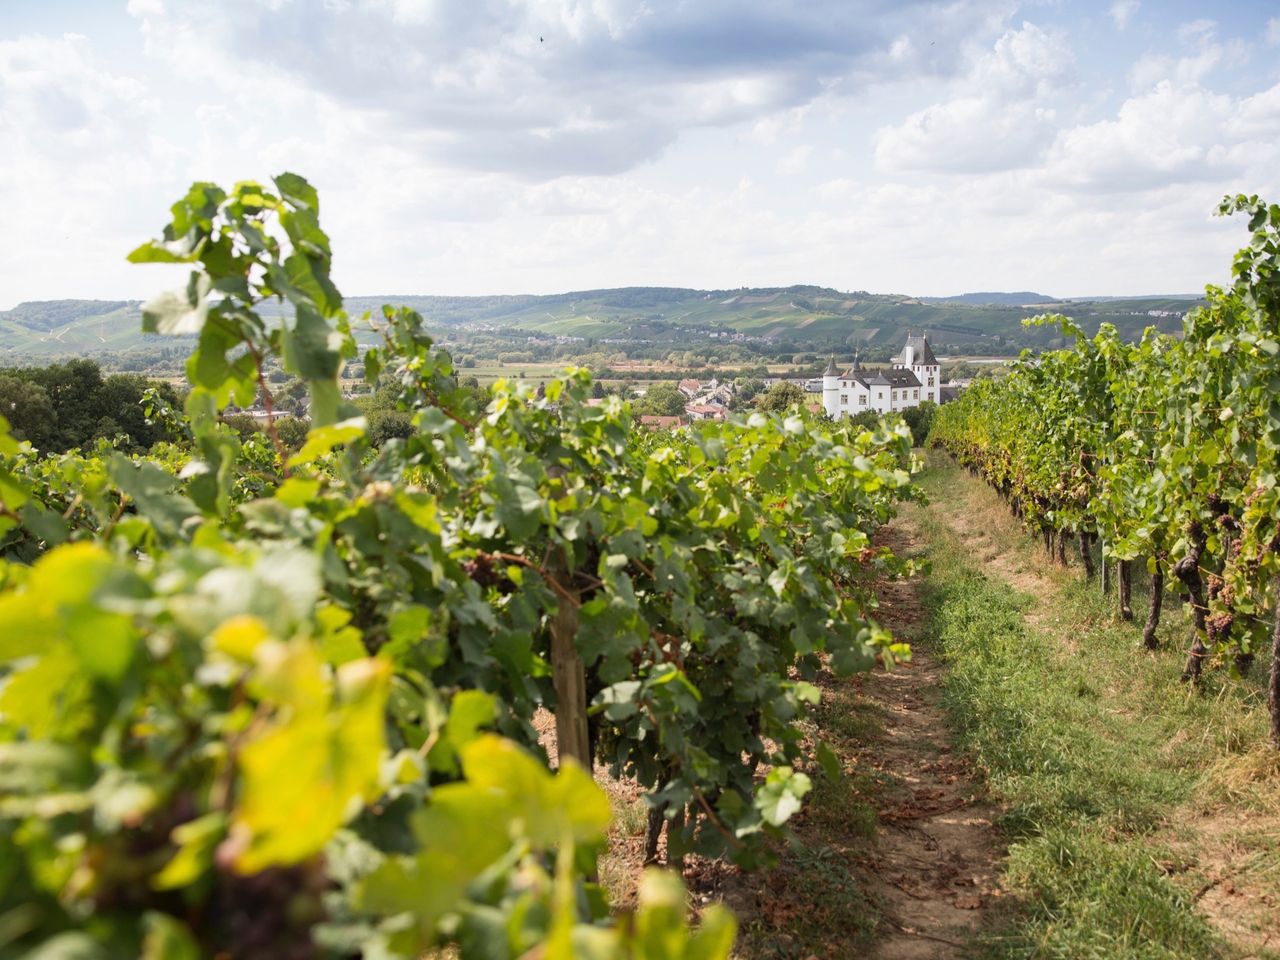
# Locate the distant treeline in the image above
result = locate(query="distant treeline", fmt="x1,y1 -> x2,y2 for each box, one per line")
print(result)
0,359 -> 180,453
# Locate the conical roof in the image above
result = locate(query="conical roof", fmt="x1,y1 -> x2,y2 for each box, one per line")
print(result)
894,332 -> 938,366
824,355 -> 838,376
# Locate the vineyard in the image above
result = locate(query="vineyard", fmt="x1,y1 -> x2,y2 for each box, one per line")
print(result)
3,174 -> 1279,960
930,195 -> 1280,747
0,176 -> 922,958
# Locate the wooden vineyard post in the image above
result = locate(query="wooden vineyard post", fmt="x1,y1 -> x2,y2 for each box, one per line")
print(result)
549,573 -> 591,769
1118,559 -> 1133,621
1270,576 -> 1280,748
1100,539 -> 1111,595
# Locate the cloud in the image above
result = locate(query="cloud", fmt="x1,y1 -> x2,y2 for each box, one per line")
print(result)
1231,82 -> 1280,137
5,0 -> 1280,310
1042,80 -> 1280,193
778,145 -> 813,175
1108,0 -> 1139,32
1177,19 -> 1217,45
873,21 -> 1073,174
1268,18 -> 1280,46
127,0 -> 1009,179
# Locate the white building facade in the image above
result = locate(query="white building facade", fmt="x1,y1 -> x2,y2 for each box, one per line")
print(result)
822,333 -> 941,419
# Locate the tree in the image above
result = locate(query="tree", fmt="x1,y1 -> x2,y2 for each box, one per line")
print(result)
0,376 -> 56,450
99,373 -> 179,450
848,410 -> 881,431
0,362 -> 179,453
634,382 -> 687,417
27,358 -> 104,449
275,416 -> 309,450
902,401 -> 936,446
367,408 -> 414,446
757,382 -> 806,413
729,378 -> 765,411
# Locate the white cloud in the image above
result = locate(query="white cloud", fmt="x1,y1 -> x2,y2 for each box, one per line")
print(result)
1043,80 -> 1280,193
2,0 -> 1280,309
1177,19 -> 1217,45
125,0 -> 1010,180
126,0 -> 165,16
876,97 -> 1060,174
874,22 -> 1073,174
1108,0 -> 1139,32
1268,18 -> 1280,46
1128,45 -> 1222,91
778,145 -> 812,175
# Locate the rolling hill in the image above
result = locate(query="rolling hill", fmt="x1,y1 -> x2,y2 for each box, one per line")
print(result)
0,286 -> 1205,361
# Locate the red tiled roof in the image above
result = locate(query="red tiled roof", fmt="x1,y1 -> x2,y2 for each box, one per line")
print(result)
639,415 -> 685,429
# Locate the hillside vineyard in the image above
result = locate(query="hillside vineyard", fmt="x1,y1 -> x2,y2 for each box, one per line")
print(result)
0,175 -> 920,959
930,194 -> 1280,746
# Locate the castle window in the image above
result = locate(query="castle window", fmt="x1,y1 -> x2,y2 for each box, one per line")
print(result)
913,389 -> 919,399
858,395 -> 866,405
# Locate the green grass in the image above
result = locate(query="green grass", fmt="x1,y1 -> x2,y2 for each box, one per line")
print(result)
912,459 -> 1276,960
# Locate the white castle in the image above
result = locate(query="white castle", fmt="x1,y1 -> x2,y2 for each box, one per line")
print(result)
822,332 -> 940,418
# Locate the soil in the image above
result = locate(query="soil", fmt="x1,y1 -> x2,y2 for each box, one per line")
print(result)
540,510 -> 1008,957
1174,813 -> 1280,958
856,520 -> 1004,959
532,707 -> 657,907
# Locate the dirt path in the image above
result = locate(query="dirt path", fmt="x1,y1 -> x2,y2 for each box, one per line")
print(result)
856,518 -> 1004,959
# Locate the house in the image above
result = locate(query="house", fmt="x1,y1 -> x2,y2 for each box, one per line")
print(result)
685,404 -> 728,421
677,378 -> 702,399
639,415 -> 685,430
690,383 -> 734,408
821,332 -> 941,418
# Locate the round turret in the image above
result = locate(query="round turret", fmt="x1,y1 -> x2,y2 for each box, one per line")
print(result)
822,355 -> 840,418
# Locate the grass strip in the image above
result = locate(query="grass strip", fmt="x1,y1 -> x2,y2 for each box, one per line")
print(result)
912,461 -> 1269,959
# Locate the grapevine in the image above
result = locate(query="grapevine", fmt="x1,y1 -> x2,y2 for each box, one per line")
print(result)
0,173 -> 920,956
930,195 -> 1280,746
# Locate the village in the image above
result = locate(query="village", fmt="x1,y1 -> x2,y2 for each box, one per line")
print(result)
628,331 -> 962,429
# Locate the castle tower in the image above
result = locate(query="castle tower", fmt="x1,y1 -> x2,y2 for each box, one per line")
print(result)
892,331 -> 940,404
822,355 -> 840,418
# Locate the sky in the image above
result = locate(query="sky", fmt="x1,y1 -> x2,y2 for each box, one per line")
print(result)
1,0 -> 1279,308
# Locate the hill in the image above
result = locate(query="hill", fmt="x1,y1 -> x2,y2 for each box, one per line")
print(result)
0,287 -> 1205,363
922,291 -> 1059,307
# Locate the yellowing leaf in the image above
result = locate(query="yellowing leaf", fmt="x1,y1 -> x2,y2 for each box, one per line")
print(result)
286,417 -> 366,467
250,641 -> 327,715
275,476 -> 321,508
154,813 -> 227,890
314,604 -> 365,666
211,615 -> 272,662
426,689 -> 496,775
458,736 -> 611,847
233,655 -> 389,872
